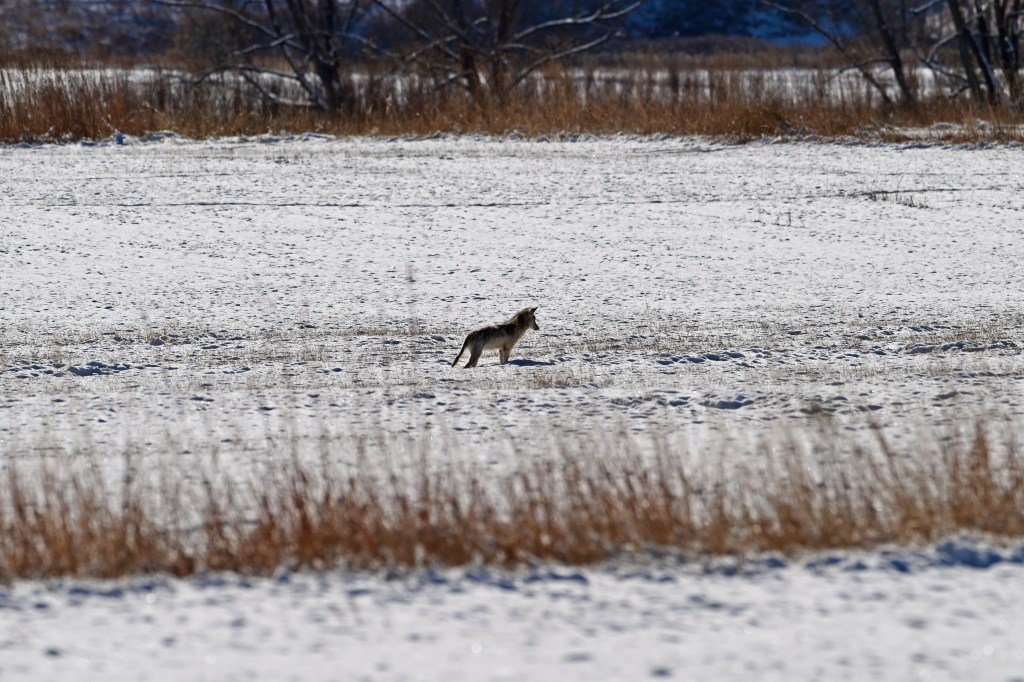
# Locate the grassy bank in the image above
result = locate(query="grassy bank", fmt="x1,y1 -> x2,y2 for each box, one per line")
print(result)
3,423 -> 1023,581
2,61 -> 1023,144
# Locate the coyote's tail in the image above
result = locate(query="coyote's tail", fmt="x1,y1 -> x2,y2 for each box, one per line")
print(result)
451,337 -> 469,367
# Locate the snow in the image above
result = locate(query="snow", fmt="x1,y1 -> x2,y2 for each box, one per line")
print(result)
2,135 -> 1022,466
2,135 -> 1024,678
570,66 -> 960,100
3,541 -> 1024,680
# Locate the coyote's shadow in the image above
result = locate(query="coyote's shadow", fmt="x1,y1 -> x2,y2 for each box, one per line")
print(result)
507,359 -> 555,367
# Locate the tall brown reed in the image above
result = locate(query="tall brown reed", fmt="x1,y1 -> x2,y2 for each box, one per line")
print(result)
1,424 -> 1023,581
2,60 -> 1022,143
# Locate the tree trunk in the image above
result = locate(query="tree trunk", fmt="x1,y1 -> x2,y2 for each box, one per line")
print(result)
992,0 -> 1024,104
866,0 -> 916,106
451,0 -> 483,99
282,0 -> 340,109
947,0 -> 988,101
317,0 -> 344,110
489,0 -> 516,103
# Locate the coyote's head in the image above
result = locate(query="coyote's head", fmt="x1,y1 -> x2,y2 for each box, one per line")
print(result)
517,306 -> 540,331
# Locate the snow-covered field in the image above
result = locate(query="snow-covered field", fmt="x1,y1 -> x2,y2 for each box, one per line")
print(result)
2,135 -> 1024,678
3,542 -> 1024,681
2,135 -> 1023,457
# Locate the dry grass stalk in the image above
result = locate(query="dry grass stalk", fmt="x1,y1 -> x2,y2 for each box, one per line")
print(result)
2,61 -> 1022,144
1,424 -> 1023,581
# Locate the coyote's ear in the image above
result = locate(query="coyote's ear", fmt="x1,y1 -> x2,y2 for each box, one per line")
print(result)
531,306 -> 538,313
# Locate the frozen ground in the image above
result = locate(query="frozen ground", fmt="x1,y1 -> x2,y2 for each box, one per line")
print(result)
2,135 -> 1024,679
3,541 -> 1024,681
1,135 -> 1023,461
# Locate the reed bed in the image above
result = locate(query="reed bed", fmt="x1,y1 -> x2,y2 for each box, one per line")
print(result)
2,423 -> 1023,581
2,61 -> 1022,143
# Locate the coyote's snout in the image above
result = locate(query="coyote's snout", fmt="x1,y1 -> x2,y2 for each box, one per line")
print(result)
451,307 -> 540,368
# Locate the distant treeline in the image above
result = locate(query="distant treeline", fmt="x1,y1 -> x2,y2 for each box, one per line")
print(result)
0,1 -> 803,59
1,1 -> 1021,117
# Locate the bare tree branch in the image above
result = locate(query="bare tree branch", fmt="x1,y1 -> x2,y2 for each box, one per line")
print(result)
511,2 -> 641,42
758,0 -> 900,105
153,0 -> 281,39
153,0 -> 370,110
510,32 -> 615,88
374,0 -> 642,103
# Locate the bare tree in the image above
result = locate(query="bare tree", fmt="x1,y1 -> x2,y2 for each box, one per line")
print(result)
940,0 -> 1022,105
152,0 -> 366,110
990,0 -> 1024,101
945,0 -> 1002,101
865,0 -> 917,104
764,0 -> 1024,107
369,0 -> 642,103
758,0 -> 918,105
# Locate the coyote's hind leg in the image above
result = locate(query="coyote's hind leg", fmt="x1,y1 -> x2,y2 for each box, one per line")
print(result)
451,337 -> 470,367
465,344 -> 483,368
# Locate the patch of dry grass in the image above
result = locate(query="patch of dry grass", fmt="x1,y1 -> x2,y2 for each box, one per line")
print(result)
2,423 -> 1023,581
2,61 -> 1023,144
864,189 -> 929,208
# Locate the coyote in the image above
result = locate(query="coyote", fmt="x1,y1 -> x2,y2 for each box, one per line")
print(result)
451,307 -> 540,368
